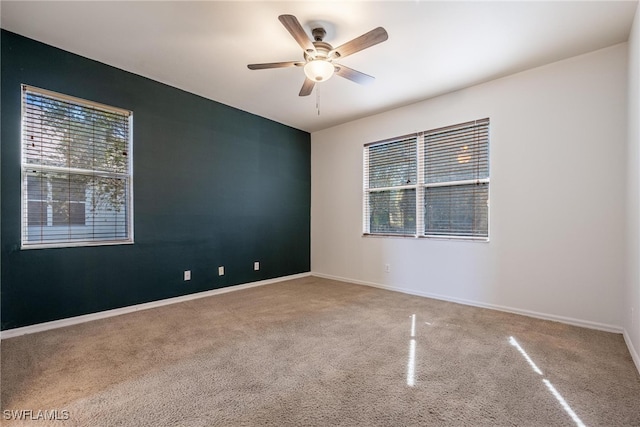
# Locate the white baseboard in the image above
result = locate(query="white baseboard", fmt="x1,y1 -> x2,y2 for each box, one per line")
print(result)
0,272 -> 311,340
312,272 -> 624,334
4,270 -> 638,376
623,329 -> 640,376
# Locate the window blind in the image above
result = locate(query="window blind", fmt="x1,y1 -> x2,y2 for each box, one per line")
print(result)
21,85 -> 133,248
423,118 -> 489,238
364,136 -> 417,235
363,118 -> 490,240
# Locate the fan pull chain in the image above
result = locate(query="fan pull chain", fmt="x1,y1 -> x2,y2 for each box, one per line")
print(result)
316,85 -> 320,116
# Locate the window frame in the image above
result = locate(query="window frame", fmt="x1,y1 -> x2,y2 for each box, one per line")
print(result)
363,118 -> 490,241
20,85 -> 134,249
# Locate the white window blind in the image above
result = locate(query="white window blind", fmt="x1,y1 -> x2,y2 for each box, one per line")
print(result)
363,118 -> 489,240
364,136 -> 417,235
423,118 -> 489,238
21,85 -> 133,248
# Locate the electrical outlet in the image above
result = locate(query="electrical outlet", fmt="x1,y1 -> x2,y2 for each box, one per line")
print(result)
385,264 -> 391,273
218,266 -> 224,276
184,270 -> 191,281
254,262 -> 260,271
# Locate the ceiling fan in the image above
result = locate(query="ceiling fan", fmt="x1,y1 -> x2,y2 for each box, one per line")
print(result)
248,15 -> 388,96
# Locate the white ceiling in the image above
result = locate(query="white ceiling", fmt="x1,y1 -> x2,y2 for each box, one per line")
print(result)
1,1 -> 638,133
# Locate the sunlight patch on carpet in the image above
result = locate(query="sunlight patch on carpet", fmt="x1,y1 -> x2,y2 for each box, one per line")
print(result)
509,336 -> 543,375
407,314 -> 416,387
543,379 -> 587,427
509,336 -> 587,427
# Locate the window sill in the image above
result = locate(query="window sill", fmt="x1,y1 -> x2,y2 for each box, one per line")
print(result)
362,233 -> 489,243
21,240 -> 134,250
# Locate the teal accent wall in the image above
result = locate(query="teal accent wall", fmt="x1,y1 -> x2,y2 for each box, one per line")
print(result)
1,30 -> 311,330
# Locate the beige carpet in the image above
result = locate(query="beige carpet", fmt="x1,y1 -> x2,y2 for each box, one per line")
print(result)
2,276 -> 640,426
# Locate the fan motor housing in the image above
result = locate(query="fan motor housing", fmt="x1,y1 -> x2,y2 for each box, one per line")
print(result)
305,41 -> 333,61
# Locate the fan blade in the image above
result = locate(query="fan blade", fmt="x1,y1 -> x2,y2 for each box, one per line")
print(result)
248,61 -> 303,70
278,15 -> 315,53
299,78 -> 315,96
332,27 -> 388,59
335,64 -> 375,85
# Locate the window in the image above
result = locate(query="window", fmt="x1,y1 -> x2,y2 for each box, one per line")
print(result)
364,118 -> 489,240
364,136 -> 418,235
21,85 -> 133,248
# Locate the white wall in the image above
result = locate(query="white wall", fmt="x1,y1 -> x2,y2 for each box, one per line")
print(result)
625,4 -> 640,369
312,44 -> 628,331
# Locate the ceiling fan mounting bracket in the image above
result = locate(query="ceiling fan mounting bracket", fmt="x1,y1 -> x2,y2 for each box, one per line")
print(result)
311,27 -> 326,42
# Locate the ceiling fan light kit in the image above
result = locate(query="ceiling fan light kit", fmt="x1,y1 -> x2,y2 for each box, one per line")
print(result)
247,14 -> 388,96
304,60 -> 334,82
